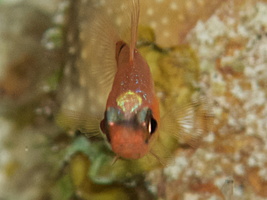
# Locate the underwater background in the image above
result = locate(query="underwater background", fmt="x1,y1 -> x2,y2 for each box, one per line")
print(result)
0,0 -> 267,199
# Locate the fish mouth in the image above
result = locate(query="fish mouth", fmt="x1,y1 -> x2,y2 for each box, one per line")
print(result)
110,131 -> 149,159
113,143 -> 148,159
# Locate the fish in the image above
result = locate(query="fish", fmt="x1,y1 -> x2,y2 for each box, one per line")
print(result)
98,0 -> 160,160
57,0 -> 212,163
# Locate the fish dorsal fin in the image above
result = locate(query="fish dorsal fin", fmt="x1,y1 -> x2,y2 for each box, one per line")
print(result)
129,0 -> 140,62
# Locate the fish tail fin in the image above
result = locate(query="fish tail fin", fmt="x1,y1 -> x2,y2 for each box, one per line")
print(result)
129,0 -> 140,62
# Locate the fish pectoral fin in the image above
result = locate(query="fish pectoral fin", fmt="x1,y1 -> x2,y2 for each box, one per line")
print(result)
159,98 -> 213,148
56,109 -> 102,138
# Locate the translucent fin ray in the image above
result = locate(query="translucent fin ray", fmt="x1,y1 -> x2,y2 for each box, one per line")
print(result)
159,98 -> 213,148
80,7 -> 120,93
56,110 -> 102,138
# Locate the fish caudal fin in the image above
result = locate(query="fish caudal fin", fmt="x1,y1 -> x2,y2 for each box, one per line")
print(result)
129,0 -> 140,62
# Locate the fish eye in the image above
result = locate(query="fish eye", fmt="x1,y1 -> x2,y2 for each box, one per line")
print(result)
106,107 -> 123,123
148,117 -> 157,135
137,107 -> 157,135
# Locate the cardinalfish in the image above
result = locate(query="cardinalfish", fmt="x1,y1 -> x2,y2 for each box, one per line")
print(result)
99,1 -> 160,160
58,0 -> 211,165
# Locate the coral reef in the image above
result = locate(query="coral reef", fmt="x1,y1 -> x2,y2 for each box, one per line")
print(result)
0,0 -> 267,200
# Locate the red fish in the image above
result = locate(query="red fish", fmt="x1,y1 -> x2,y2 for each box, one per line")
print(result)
99,0 -> 160,159
58,0 -> 211,162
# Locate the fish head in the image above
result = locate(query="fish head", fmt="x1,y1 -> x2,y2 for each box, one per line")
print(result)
100,107 -> 158,159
